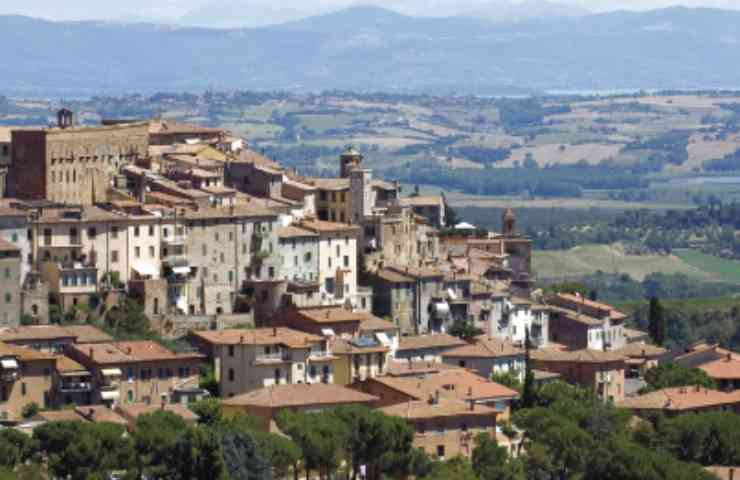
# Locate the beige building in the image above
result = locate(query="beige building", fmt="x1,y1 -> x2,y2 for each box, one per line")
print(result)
380,398 -> 498,460
65,340 -> 204,407
189,327 -> 335,397
0,341 -> 55,422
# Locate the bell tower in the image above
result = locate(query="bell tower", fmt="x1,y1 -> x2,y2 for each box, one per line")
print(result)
340,146 -> 363,178
502,208 -> 516,236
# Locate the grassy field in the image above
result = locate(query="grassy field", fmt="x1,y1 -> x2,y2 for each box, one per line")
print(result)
674,249 -> 740,284
534,244 -> 711,281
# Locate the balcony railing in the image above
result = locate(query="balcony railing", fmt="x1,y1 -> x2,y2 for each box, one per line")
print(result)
0,371 -> 18,382
162,235 -> 187,246
59,381 -> 92,392
163,255 -> 190,268
309,350 -> 331,359
254,352 -> 291,363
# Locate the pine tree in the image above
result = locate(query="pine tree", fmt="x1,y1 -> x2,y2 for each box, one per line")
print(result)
648,297 -> 666,346
522,328 -> 535,408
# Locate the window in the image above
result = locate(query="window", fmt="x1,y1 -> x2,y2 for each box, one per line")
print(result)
228,368 -> 235,381
344,255 -> 349,268
274,369 -> 281,384
163,228 -> 169,237
309,365 -> 317,378
149,225 -> 155,237
10,232 -> 17,243
336,245 -> 340,257
111,226 -> 119,239
228,345 -> 235,357
88,227 -> 96,239
202,244 -> 207,255
127,368 -> 134,382
220,253 -> 225,263
21,383 -> 26,396
242,244 -> 247,254
134,226 -> 140,237
304,252 -> 312,262
70,227 -> 78,244
4,268 -> 9,279
111,250 -> 119,263
268,267 -> 275,279
328,257 -> 332,268
4,293 -> 10,304
436,445 -> 445,459
229,232 -> 234,241
128,391 -> 134,402
134,247 -> 141,259
153,298 -> 159,315
215,232 -> 220,241
228,271 -> 234,283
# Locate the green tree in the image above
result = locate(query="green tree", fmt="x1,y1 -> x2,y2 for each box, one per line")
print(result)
641,363 -> 716,393
521,328 -> 535,409
276,410 -> 347,479
219,428 -> 272,480
648,297 -> 666,346
133,410 -> 189,478
190,397 -> 222,426
472,433 -> 523,480
21,402 -> 39,419
449,319 -> 483,341
170,425 -> 227,480
252,431 -> 301,480
106,298 -> 152,338
423,457 -> 478,480
490,371 -> 521,391
0,428 -> 38,466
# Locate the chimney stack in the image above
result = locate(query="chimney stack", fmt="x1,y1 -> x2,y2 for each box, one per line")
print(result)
273,327 -> 277,337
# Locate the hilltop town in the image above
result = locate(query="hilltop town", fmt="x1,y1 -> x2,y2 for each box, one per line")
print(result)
0,111 -> 737,479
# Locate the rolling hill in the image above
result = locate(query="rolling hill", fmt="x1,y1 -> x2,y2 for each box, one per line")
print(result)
1,6 -> 740,95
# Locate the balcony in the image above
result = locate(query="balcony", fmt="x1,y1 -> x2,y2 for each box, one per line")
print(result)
162,235 -> 187,246
163,255 -> 190,268
59,381 -> 92,392
308,350 -> 332,360
0,371 -> 18,382
254,352 -> 292,364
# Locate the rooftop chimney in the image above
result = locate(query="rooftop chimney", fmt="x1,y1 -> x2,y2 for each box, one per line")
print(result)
272,327 -> 277,337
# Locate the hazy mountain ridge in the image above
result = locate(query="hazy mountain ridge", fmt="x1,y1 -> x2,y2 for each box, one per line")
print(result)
2,6 -> 740,96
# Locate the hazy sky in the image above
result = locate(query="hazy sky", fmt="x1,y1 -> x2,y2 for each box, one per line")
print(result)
2,0 -> 739,24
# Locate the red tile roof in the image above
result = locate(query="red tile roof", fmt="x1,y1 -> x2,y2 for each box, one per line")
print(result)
221,383 -> 378,408
617,386 -> 740,411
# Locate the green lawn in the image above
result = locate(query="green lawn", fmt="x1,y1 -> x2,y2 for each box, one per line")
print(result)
674,249 -> 740,284
534,244 -> 710,281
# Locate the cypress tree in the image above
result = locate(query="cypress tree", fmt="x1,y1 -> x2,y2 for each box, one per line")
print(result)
522,327 -> 535,408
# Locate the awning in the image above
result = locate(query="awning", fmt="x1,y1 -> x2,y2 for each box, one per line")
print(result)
173,266 -> 191,275
134,264 -> 159,277
100,390 -> 120,400
321,328 -> 336,337
1,358 -> 19,370
101,368 -> 122,377
375,332 -> 391,347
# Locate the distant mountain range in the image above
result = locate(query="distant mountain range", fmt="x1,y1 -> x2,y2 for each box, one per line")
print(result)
2,5 -> 740,96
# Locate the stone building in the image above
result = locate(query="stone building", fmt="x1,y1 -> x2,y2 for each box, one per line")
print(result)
398,195 -> 446,229
9,115 -> 149,205
0,239 -> 22,327
367,264 -> 446,334
0,341 -> 55,422
147,120 -> 226,146
491,297 -> 550,348
531,348 -> 627,403
189,327 -> 334,397
65,340 -> 205,407
276,225 -> 319,284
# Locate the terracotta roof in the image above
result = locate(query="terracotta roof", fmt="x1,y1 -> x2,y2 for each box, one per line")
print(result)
234,149 -> 283,171
531,348 -> 627,364
308,177 -> 350,191
0,342 -> 55,362
617,387 -> 740,411
221,383 -> 378,408
149,120 -> 223,136
613,342 -> 667,359
376,265 -> 445,282
0,325 -> 111,343
624,328 -> 649,340
398,334 -> 466,352
371,180 -> 398,191
75,405 -> 127,425
36,205 -> 126,224
380,398 -> 497,420
442,336 -> 524,359
277,225 -> 318,239
68,340 -> 203,365
116,403 -> 199,423
370,366 -> 518,402
386,360 -> 458,376
55,355 -> 89,373
398,196 -> 443,207
699,355 -> 740,380
191,328 -> 322,349
333,338 -> 389,355
294,307 -> 370,325
33,410 -> 87,423
550,293 -> 627,321
181,204 -> 277,220
547,305 -> 603,327
359,316 -> 397,332
300,219 -> 361,235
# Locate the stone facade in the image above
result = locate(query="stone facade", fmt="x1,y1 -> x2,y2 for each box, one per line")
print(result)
0,345 -> 55,422
9,121 -> 149,205
0,240 -> 22,327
